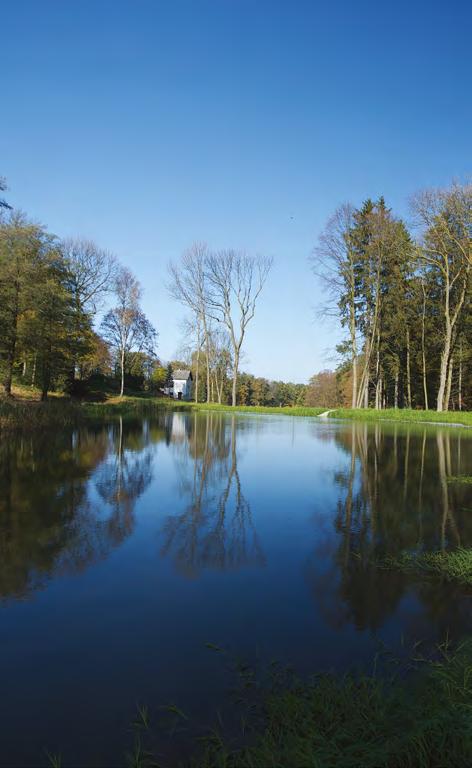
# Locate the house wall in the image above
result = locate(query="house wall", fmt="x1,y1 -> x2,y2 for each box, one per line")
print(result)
172,379 -> 191,399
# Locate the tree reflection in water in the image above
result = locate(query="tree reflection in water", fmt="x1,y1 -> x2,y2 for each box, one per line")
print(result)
94,417 -> 154,544
305,422 -> 472,636
161,412 -> 265,577
0,417 -> 155,601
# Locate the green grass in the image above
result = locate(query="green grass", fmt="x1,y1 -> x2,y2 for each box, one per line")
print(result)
84,400 -> 472,427
118,640 -> 472,768
382,548 -> 472,586
197,642 -> 472,768
172,400 -> 326,417
447,476 -> 472,485
329,407 -> 472,427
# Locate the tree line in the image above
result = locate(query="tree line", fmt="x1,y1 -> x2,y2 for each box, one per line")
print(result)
0,179 -> 278,404
0,181 -> 157,399
312,182 -> 472,412
2,176 -> 470,411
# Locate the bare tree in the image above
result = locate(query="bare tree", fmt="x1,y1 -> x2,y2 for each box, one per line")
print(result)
207,326 -> 232,404
101,268 -> 157,397
205,250 -> 273,406
168,243 -> 212,402
61,238 -> 118,382
411,183 -> 472,411
61,237 -> 117,315
311,204 -> 358,407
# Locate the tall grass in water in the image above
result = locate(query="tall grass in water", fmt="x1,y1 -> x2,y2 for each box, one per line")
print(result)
193,640 -> 472,768
383,548 -> 472,586
0,399 -> 81,431
112,641 -> 472,768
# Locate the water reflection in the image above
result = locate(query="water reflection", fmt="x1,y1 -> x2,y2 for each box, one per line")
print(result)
0,417 -> 155,600
161,413 -> 265,576
2,412 -> 472,766
95,418 -> 154,543
0,412 -> 265,601
306,422 -> 472,635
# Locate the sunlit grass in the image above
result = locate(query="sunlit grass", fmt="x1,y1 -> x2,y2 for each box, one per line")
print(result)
329,407 -> 472,427
175,401 -> 326,417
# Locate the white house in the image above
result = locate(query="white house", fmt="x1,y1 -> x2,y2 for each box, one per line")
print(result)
169,370 -> 193,400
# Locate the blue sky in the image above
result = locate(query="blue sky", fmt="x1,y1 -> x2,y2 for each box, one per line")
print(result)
1,0 -> 470,382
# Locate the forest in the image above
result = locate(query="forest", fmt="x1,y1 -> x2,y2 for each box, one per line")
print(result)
0,177 -> 470,411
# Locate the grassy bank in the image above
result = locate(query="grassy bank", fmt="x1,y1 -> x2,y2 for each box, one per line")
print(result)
329,407 -> 472,427
2,391 -> 472,430
172,401 -> 326,417
0,398 -> 83,431
98,399 -> 472,427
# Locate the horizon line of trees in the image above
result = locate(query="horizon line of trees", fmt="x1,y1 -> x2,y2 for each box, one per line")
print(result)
159,360 -> 308,408
2,176 -> 471,412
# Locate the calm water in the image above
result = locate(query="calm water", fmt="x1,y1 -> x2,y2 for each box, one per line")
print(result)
1,411 -> 472,765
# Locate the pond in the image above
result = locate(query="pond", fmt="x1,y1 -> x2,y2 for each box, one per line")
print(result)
1,411 -> 472,765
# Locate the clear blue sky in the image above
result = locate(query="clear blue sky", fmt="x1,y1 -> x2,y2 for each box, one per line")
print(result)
1,0 -> 470,382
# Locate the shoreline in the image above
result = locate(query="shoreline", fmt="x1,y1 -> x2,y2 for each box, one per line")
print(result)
1,395 -> 472,430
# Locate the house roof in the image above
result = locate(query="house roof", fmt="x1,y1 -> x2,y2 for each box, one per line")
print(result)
173,370 -> 192,381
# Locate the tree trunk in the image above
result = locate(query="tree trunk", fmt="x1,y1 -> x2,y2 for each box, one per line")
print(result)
4,345 -> 16,397
3,281 -> 20,397
200,313 -> 211,404
374,331 -> 381,410
120,348 -> 125,397
458,341 -> 463,411
350,302 -> 358,408
445,355 -> 453,412
436,269 -> 468,412
41,365 -> 51,401
216,372 -> 223,404
205,345 -> 211,404
195,344 -> 200,403
406,326 -> 412,409
232,350 -> 239,407
357,334 -> 374,409
436,323 -> 451,412
394,368 -> 399,409
422,359 -> 429,410
421,284 -> 428,410
31,354 -> 36,388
